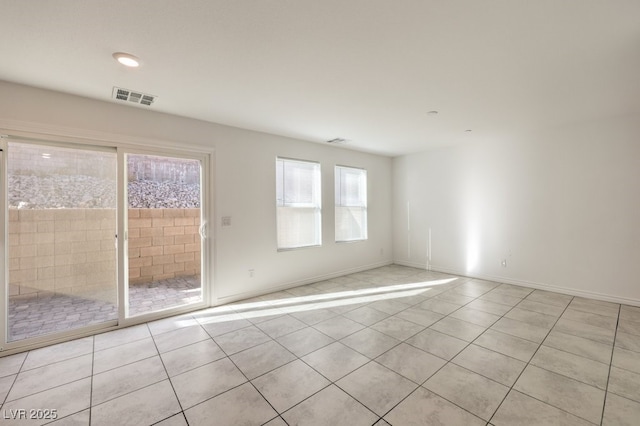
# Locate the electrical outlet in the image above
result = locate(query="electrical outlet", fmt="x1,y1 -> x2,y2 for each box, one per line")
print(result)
248,269 -> 255,278
221,216 -> 232,227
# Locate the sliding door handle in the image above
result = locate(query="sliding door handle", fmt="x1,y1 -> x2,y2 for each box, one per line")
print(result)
199,221 -> 207,239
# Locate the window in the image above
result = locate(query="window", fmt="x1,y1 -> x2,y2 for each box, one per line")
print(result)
335,165 -> 367,242
276,158 -> 322,249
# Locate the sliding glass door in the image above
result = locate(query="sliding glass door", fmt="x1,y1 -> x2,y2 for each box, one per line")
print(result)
1,136 -> 210,351
4,141 -> 117,342
126,153 -> 204,317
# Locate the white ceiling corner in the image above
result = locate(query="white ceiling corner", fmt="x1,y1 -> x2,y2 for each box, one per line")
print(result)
0,0 -> 639,156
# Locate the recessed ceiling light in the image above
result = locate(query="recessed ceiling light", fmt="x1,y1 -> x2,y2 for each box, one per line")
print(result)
427,110 -> 439,115
112,52 -> 140,68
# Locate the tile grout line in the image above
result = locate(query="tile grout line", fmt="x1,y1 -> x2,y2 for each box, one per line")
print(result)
0,350 -> 28,412
199,313 -> 287,425
599,303 -> 622,426
281,284 -> 418,422
87,323 -> 192,417
386,285 -> 579,424
2,267 -> 635,425
146,320 -> 188,425
138,276 -> 616,418
405,286 -> 528,423
485,294 -> 605,425
87,336 -> 95,426
264,296 -> 401,424
239,355 -> 303,424
359,280 -> 505,423
91,342 -> 158,376
332,279 -> 502,424
114,278 -> 620,424
489,290 -> 574,423
281,271 -> 439,424
203,275 -> 618,423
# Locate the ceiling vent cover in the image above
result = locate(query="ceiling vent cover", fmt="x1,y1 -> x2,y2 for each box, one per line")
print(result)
326,138 -> 349,145
112,87 -> 156,106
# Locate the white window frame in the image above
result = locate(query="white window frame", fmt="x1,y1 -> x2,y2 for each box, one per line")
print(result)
335,165 -> 368,242
276,157 -> 322,250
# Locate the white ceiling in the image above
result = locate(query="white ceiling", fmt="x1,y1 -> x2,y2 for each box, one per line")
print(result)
1,0 -> 639,156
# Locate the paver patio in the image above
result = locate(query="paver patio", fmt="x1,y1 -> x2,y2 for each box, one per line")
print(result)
8,275 -> 201,341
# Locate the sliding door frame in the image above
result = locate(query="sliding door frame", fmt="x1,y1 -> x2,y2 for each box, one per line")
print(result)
0,137 -> 7,352
0,128 -> 215,356
117,147 -> 211,326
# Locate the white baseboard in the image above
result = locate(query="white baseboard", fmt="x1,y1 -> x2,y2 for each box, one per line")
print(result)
216,258 -> 640,308
215,259 -> 394,305
393,260 -> 429,270
425,263 -> 640,307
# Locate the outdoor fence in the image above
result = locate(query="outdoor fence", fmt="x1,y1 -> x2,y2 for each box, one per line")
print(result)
9,208 -> 201,300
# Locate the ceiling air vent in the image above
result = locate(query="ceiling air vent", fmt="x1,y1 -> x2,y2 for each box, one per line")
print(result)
112,87 -> 157,106
326,138 -> 349,145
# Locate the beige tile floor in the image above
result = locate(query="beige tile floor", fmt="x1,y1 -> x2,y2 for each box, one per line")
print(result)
1,265 -> 639,425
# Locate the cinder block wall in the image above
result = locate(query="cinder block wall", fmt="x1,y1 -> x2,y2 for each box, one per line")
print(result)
8,209 -> 117,301
127,208 -> 201,284
8,208 -> 201,300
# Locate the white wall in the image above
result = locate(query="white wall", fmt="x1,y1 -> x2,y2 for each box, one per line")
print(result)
0,81 -> 393,303
393,112 -> 640,305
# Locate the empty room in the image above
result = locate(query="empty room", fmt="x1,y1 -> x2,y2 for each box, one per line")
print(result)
0,1 -> 639,425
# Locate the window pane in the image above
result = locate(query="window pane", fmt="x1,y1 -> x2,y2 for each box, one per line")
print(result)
277,207 -> 321,248
126,154 -> 203,317
7,142 -> 117,342
276,158 -> 321,249
335,166 -> 367,242
277,158 -> 320,206
336,206 -> 367,242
